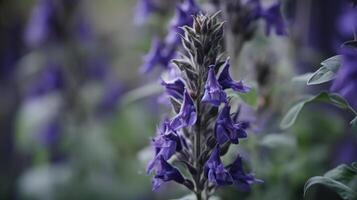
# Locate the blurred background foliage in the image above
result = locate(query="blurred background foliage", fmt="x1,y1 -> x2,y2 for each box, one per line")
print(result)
0,0 -> 356,200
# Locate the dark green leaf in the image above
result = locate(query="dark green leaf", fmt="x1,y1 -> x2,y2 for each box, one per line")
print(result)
304,163 -> 357,200
280,92 -> 357,129
350,116 -> 357,127
321,55 -> 341,72
307,55 -> 341,85
280,101 -> 306,129
304,176 -> 354,200
260,134 -> 297,149
307,67 -> 335,85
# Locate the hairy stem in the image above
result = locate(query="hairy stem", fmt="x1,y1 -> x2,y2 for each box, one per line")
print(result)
194,67 -> 204,200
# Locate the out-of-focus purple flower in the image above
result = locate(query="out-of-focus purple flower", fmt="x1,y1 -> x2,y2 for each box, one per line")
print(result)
337,7 -> 357,38
224,0 -> 261,36
37,119 -> 61,146
332,135 -> 357,167
331,47 -> 357,110
27,63 -> 64,97
97,80 -> 122,114
87,57 -> 110,81
227,154 -> 261,191
134,0 -> 159,25
218,59 -> 250,92
171,90 -> 197,130
25,0 -> 56,47
147,119 -> 183,173
260,2 -> 286,36
165,0 -> 200,46
204,146 -> 233,186
140,39 -> 176,73
215,104 -> 248,145
202,66 -> 227,106
74,16 -> 93,42
152,156 -> 185,191
161,78 -> 185,100
140,0 -> 199,72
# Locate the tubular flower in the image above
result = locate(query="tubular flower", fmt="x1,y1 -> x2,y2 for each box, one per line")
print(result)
147,13 -> 259,196
202,66 -> 227,106
171,90 -> 197,130
218,59 -> 251,92
215,104 -> 248,145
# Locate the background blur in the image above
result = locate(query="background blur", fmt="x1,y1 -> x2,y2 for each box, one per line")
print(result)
0,0 -> 356,199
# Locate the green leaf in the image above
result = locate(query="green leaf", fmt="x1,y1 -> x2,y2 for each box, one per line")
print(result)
280,101 -> 306,129
321,55 -> 342,72
304,176 -> 354,200
307,55 -> 341,85
350,116 -> 357,128
120,82 -> 163,106
307,67 -> 335,85
304,163 -> 357,200
324,164 -> 357,184
292,73 -> 313,84
280,92 -> 357,129
260,134 -> 297,149
237,87 -> 258,109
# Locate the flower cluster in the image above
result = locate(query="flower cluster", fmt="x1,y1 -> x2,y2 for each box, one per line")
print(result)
140,0 -> 200,73
147,13 -> 260,199
24,0 -> 123,147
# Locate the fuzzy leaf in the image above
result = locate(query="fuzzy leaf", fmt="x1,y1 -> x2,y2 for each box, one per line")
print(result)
307,55 -> 341,85
292,73 -> 314,84
280,92 -> 357,129
321,55 -> 341,72
351,116 -> 357,128
304,163 -> 357,200
121,83 -> 162,105
280,101 -> 306,130
260,134 -> 297,149
304,176 -> 354,200
307,67 -> 335,85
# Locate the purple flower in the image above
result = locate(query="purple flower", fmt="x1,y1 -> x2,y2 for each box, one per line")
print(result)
260,2 -> 286,36
161,78 -> 185,100
171,90 -> 197,130
24,0 -> 55,47
152,156 -> 185,190
202,66 -> 227,106
204,146 -> 233,186
165,0 -> 200,46
37,119 -> 61,146
227,155 -> 261,191
215,104 -> 248,145
218,59 -> 251,92
331,47 -> 357,110
97,80 -> 122,115
337,7 -> 357,38
140,39 -> 176,73
27,62 -> 64,98
147,119 -> 183,173
134,0 -> 159,25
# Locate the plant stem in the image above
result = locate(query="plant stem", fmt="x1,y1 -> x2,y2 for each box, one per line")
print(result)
194,66 -> 204,200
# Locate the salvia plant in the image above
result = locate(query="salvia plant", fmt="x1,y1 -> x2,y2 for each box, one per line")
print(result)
147,13 -> 261,199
